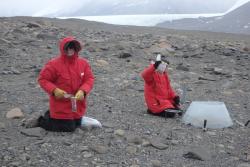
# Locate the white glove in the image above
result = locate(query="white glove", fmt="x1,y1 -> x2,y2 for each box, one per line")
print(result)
156,54 -> 161,61
157,62 -> 167,73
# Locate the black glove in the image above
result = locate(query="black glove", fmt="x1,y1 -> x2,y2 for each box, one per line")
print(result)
154,61 -> 161,69
173,96 -> 180,105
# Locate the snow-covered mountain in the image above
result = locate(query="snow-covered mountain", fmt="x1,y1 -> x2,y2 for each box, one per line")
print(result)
225,0 -> 250,13
156,1 -> 250,34
63,0 -> 236,17
0,0 -> 237,17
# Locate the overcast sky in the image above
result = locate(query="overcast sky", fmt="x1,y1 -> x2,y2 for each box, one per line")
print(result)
0,0 -> 247,17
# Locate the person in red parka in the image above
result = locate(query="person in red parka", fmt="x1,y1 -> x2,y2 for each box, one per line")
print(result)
141,54 -> 181,118
37,36 -> 94,132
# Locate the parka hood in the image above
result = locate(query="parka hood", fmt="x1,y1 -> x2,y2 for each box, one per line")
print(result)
59,36 -> 82,59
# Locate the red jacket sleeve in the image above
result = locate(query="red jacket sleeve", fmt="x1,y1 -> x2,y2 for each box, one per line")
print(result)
79,62 -> 94,94
38,62 -> 57,95
141,64 -> 155,84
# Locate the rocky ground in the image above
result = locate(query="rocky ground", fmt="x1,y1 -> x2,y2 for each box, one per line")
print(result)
0,17 -> 250,167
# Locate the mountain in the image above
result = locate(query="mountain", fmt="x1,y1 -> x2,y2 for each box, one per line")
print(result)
0,0 -> 237,17
61,0 -> 235,16
156,1 -> 250,34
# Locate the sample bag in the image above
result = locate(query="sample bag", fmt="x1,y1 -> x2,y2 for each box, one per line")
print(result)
81,116 -> 102,129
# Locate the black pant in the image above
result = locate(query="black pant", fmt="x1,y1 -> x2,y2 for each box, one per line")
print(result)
147,109 -> 176,118
38,111 -> 81,132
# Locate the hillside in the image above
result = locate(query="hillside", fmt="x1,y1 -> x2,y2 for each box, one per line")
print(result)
0,16 -> 249,167
156,2 -> 250,35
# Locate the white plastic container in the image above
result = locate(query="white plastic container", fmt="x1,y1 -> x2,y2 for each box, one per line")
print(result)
182,101 -> 233,129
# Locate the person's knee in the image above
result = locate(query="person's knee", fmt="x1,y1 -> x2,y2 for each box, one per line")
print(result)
147,109 -> 176,118
165,111 -> 176,118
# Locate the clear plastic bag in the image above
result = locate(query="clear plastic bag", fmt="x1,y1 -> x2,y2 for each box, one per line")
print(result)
81,116 -> 102,129
64,94 -> 77,112
70,97 -> 77,112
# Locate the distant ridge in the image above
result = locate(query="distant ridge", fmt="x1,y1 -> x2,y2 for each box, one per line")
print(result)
156,1 -> 250,35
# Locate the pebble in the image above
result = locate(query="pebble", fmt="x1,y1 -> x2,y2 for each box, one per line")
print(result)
151,160 -> 161,167
83,152 -> 92,158
91,145 -> 108,154
150,138 -> 168,150
0,122 -> 6,129
6,108 -> 24,119
238,163 -> 250,167
207,131 -> 217,136
126,146 -> 137,154
114,129 -> 125,137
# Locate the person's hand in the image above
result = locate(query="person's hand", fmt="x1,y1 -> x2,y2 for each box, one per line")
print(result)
75,90 -> 85,101
157,62 -> 167,73
154,61 -> 161,69
173,96 -> 180,105
53,88 -> 66,99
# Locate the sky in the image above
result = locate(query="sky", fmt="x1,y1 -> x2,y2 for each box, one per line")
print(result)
0,0 -> 246,17
0,0 -> 85,16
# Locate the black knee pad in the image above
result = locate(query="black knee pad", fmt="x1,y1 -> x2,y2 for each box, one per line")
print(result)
165,111 -> 176,118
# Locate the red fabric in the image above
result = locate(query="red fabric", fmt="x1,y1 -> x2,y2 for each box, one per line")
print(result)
38,37 -> 94,119
141,64 -> 177,113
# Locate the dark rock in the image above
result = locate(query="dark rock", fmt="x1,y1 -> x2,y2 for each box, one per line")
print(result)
26,22 -> 42,28
36,33 -> 57,40
0,48 -> 8,57
20,127 -> 44,137
198,76 -> 216,81
243,46 -> 250,52
20,153 -> 31,161
100,46 -> 109,51
62,140 -> 73,146
183,147 -> 211,161
176,64 -> 190,71
119,52 -> 132,58
23,117 -> 39,128
223,48 -> 237,57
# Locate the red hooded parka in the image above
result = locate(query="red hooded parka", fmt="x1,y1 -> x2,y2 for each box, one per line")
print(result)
38,37 -> 94,119
141,64 -> 177,113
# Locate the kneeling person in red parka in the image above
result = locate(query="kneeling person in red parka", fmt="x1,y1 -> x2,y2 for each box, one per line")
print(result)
37,37 -> 94,132
141,54 -> 181,118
